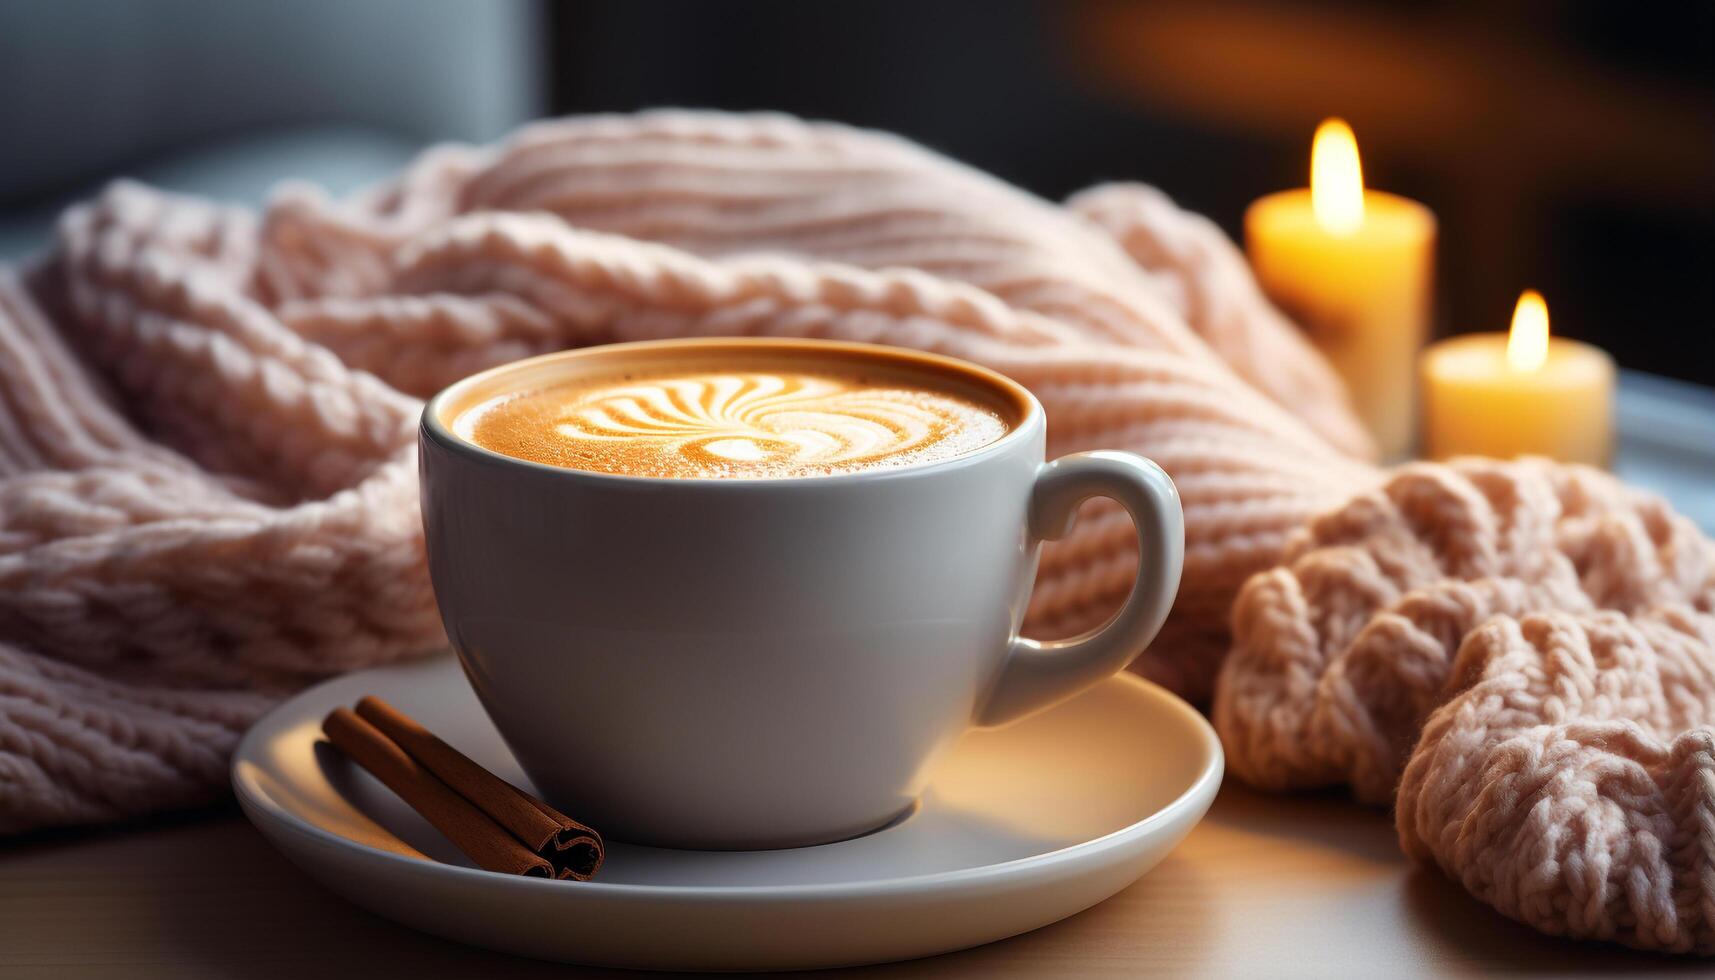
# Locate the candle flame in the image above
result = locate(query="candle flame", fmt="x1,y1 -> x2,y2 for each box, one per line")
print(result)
1507,290 -> 1550,373
1311,118 -> 1365,236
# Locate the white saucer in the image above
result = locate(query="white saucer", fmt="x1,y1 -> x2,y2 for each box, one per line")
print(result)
233,655 -> 1222,971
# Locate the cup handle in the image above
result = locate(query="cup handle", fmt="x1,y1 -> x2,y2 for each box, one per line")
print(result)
974,451 -> 1184,727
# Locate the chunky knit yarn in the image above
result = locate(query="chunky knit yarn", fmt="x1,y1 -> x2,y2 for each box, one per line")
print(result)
1216,460 -> 1715,952
1,111 -> 1710,953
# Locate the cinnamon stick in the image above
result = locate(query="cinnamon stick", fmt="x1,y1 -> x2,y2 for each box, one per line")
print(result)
351,697 -> 605,880
321,707 -> 554,878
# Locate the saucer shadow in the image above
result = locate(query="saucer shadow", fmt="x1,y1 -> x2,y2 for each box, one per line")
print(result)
591,791 -> 1073,889
863,791 -> 1075,876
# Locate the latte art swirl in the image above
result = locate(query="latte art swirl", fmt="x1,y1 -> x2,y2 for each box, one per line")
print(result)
457,367 -> 1011,478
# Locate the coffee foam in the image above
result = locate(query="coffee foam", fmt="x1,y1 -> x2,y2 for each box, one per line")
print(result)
454,361 -> 1013,479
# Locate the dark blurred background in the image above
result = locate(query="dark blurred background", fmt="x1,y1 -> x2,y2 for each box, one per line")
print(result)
3,0 -> 1711,386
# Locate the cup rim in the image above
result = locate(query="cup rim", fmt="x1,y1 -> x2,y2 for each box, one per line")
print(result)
420,337 -> 1045,488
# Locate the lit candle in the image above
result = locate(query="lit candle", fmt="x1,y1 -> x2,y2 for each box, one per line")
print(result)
1420,290 -> 1614,465
1246,119 -> 1436,460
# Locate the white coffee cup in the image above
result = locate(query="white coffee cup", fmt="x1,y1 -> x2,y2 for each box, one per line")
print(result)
420,338 -> 1183,849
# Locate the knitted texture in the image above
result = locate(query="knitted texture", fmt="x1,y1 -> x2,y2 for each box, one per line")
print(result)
0,112 -> 1370,832
1215,459 -> 1715,952
1,111 -> 1711,954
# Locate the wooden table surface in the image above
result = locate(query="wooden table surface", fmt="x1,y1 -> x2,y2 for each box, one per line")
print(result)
2,780 -> 1702,979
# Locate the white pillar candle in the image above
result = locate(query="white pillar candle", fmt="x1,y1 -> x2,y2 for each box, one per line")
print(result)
1420,290 -> 1615,466
1247,120 -> 1436,460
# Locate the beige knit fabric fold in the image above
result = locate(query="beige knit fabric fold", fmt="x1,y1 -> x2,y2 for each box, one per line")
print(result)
2,111 -> 1710,954
1216,460 -> 1715,952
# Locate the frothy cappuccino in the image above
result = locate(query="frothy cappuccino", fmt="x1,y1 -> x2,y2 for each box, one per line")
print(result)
452,352 -> 1015,479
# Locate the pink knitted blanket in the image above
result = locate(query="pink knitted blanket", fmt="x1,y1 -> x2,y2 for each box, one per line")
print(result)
2,112 -> 1710,954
